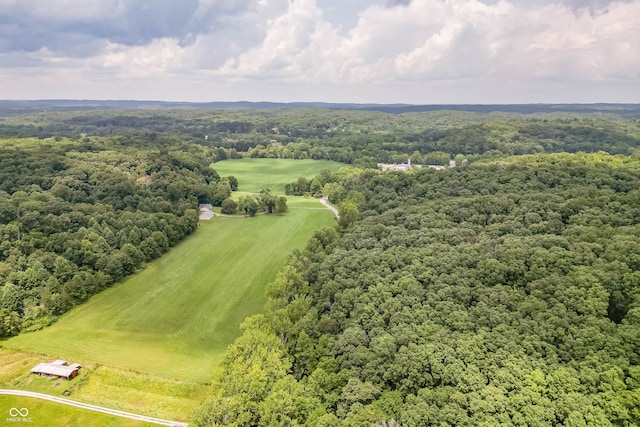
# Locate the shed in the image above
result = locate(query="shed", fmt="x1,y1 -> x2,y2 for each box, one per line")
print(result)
199,204 -> 215,220
31,360 -> 81,380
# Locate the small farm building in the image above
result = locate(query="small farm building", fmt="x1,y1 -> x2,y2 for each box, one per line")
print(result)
199,204 -> 215,220
31,360 -> 81,380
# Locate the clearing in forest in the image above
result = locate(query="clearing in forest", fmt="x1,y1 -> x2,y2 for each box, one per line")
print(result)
212,158 -> 344,193
4,203 -> 335,384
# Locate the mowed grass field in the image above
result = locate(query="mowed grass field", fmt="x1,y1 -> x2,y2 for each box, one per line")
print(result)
212,158 -> 344,193
0,395 -> 154,426
4,204 -> 335,384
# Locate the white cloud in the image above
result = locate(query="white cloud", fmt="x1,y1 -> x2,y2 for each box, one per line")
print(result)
522,2 -> 640,80
98,38 -> 188,77
214,0 -> 342,79
187,0 -> 291,69
0,0 -> 124,22
199,0 -> 640,86
0,0 -> 638,102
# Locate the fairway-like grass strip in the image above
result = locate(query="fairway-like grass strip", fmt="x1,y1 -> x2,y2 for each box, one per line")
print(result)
2,159 -> 339,418
211,158 -> 344,193
5,207 -> 335,383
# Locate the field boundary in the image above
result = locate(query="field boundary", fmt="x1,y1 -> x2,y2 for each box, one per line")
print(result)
0,389 -> 187,426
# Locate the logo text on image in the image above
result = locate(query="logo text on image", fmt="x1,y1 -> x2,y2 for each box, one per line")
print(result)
7,407 -> 32,423
9,409 -> 29,417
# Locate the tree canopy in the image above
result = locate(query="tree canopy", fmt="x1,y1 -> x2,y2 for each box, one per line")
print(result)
196,151 -> 640,426
0,135 -> 220,335
2,105 -> 640,425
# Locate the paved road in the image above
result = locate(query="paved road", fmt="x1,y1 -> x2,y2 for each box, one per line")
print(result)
0,389 -> 188,426
319,197 -> 339,219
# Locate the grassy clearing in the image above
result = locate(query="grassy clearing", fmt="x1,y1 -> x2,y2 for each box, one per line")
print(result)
0,350 -> 43,383
69,366 -> 206,421
213,194 -> 337,217
212,158 -> 344,193
2,158 -> 338,420
287,196 -> 331,209
0,395 -> 154,426
4,208 -> 335,384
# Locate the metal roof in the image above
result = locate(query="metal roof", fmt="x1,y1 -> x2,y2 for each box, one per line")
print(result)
199,209 -> 214,220
31,363 -> 79,378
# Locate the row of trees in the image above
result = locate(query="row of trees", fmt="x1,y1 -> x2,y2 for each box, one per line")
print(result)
196,151 -> 640,426
223,190 -> 288,216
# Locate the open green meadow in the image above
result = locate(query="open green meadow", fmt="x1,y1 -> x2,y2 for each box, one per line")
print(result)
2,158 -> 338,420
4,205 -> 335,384
212,158 -> 344,193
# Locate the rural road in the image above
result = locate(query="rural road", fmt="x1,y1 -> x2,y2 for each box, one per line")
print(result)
319,197 -> 339,219
0,389 -> 188,426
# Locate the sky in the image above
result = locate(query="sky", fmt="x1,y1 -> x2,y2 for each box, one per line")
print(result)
0,0 -> 638,104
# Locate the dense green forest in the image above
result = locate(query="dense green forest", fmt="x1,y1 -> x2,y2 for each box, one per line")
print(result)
1,104 -> 640,425
0,135 -> 225,335
1,106 -> 639,168
196,152 -> 640,426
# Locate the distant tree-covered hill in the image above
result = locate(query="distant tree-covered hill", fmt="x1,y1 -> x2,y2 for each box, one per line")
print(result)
1,106 -> 639,169
1,100 -> 639,116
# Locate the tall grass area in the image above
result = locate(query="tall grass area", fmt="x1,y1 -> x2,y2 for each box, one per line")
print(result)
4,204 -> 335,384
212,158 -> 344,193
0,349 -> 205,421
0,350 -> 161,424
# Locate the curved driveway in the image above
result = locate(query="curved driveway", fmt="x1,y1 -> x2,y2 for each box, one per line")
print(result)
319,197 -> 339,219
0,389 -> 187,426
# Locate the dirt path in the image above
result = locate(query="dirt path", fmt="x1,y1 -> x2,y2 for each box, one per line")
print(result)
319,197 -> 339,219
0,389 -> 188,426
